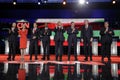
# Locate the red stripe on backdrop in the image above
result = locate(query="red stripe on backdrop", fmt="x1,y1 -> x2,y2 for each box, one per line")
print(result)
37,22 -> 103,30
38,40 -> 119,46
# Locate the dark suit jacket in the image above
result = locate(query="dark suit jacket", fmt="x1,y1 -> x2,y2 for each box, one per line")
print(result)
54,27 -> 65,42
67,27 -> 78,42
29,28 -> 40,41
8,28 -> 18,42
41,28 -> 51,42
81,26 -> 93,40
100,27 -> 114,44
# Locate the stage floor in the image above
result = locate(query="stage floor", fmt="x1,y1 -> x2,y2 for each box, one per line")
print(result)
0,54 -> 120,80
0,54 -> 120,63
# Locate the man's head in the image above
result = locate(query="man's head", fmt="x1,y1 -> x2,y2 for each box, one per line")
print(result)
44,23 -> 48,27
57,21 -> 62,27
84,20 -> 89,26
71,21 -> 75,29
33,23 -> 37,28
12,22 -> 16,28
104,21 -> 109,28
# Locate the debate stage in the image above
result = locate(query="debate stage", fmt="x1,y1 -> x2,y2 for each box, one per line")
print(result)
0,54 -> 120,63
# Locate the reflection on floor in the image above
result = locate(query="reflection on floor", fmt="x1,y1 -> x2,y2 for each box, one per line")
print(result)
0,55 -> 120,62
0,61 -> 120,80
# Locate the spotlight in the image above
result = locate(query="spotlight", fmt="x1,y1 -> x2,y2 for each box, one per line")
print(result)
38,2 -> 41,5
79,0 -> 85,4
13,0 -> 16,5
38,0 -> 41,5
63,0 -> 66,5
43,0 -> 48,3
13,2 -> 16,5
112,0 -> 116,4
86,1 -> 89,4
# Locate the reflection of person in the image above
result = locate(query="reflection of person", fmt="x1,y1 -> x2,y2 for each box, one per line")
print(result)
53,64 -> 64,80
28,64 -> 37,80
39,63 -> 50,80
29,23 -> 39,60
100,21 -> 114,62
101,62 -> 112,80
18,24 -> 28,61
67,66 -> 74,80
54,21 -> 65,61
67,22 -> 78,61
81,20 -> 93,61
83,65 -> 93,80
41,23 -> 51,60
6,64 -> 19,80
7,22 -> 18,61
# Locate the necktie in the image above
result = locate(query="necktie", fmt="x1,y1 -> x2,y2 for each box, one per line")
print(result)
33,28 -> 36,33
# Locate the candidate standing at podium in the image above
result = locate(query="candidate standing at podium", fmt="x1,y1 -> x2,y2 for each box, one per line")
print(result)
29,23 -> 40,60
7,22 -> 18,61
100,21 -> 114,62
81,20 -> 93,61
41,23 -> 51,60
67,22 -> 78,61
18,24 -> 28,61
54,21 -> 65,61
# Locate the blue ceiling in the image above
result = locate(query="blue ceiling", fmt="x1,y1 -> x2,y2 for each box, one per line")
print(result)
0,0 -> 117,3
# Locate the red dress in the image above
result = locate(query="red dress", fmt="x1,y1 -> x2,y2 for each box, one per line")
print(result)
18,29 -> 28,49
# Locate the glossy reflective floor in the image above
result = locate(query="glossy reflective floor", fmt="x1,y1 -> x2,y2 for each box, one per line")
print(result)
0,60 -> 120,80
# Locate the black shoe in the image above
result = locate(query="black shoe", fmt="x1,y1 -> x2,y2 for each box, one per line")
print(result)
12,58 -> 15,61
68,58 -> 70,61
56,58 -> 58,61
47,55 -> 50,60
101,58 -> 104,62
68,56 -> 70,61
84,58 -> 88,61
47,57 -> 50,60
90,58 -> 92,61
59,56 -> 62,61
30,58 -> 32,61
30,56 -> 32,61
75,58 -> 78,61
7,58 -> 11,61
41,57 -> 45,60
90,59 -> 92,61
35,58 -> 38,60
84,57 -> 88,61
56,56 -> 58,61
108,58 -> 111,62
75,56 -> 78,61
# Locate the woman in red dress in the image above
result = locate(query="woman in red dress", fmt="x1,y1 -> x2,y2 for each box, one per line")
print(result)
18,24 -> 28,61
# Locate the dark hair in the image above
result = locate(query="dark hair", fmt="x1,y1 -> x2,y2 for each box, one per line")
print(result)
104,21 -> 109,24
71,21 -> 74,24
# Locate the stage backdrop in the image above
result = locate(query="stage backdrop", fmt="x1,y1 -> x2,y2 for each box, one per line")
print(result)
36,18 -> 105,40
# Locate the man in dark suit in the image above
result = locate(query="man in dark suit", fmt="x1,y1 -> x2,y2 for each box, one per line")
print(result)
54,21 -> 65,61
100,21 -> 114,62
81,20 -> 93,61
7,22 -> 18,61
29,23 -> 40,60
41,23 -> 51,60
67,22 -> 78,61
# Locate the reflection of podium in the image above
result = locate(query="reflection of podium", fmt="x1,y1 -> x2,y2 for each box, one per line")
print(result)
111,37 -> 119,56
18,69 -> 26,80
92,37 -> 99,55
